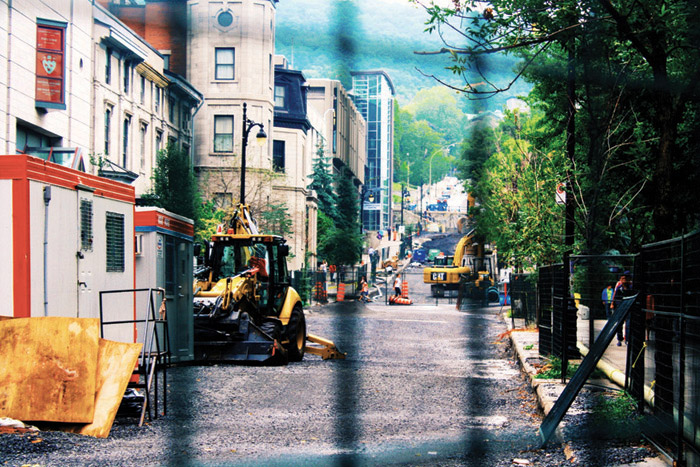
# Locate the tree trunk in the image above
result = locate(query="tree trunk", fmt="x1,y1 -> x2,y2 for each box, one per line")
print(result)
650,61 -> 681,418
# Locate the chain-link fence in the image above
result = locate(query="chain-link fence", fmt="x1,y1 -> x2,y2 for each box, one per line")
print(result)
290,265 -> 368,306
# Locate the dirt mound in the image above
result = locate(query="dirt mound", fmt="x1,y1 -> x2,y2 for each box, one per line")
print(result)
418,233 -> 462,256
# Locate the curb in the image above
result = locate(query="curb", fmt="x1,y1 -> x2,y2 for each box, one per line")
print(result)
506,314 -> 671,466
505,320 -> 566,444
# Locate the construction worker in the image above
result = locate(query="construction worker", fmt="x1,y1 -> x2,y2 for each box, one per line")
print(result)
601,283 -> 614,318
611,270 -> 631,346
359,276 -> 370,303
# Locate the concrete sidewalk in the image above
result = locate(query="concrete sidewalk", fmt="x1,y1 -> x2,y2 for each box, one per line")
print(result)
506,315 -> 670,467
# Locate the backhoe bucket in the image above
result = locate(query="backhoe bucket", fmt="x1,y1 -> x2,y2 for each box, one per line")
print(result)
304,333 -> 346,360
194,313 -> 287,364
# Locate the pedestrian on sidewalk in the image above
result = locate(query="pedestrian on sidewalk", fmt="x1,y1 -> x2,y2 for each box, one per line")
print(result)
601,283 -> 614,319
393,274 -> 402,298
611,271 -> 631,346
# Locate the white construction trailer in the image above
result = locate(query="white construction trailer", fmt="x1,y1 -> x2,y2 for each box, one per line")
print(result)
0,155 -> 136,343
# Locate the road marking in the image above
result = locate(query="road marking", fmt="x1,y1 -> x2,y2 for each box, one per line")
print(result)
371,318 -> 449,324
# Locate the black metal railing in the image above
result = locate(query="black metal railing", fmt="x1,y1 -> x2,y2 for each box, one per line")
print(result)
99,287 -> 169,426
535,231 -> 700,464
632,230 -> 700,464
510,273 -> 537,327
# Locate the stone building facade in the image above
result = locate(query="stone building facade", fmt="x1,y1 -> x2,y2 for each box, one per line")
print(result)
1,0 -> 201,197
186,0 -> 277,212
306,78 -> 366,187
92,4 -> 202,195
102,0 -> 322,270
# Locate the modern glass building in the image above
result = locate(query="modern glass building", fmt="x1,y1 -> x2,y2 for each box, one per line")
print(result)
351,71 -> 395,231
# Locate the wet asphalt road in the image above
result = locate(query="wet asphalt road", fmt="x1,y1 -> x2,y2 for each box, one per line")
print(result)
0,267 -> 653,466
1,296 -> 567,467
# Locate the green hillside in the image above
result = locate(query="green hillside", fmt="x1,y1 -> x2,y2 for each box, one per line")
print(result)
274,0 -> 530,110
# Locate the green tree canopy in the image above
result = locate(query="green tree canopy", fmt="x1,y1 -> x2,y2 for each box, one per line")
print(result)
457,115 -> 497,197
145,144 -> 203,231
307,143 -> 339,222
415,0 -> 700,248
393,100 -> 454,187
474,109 -> 567,270
403,86 -> 468,143
319,168 -> 363,266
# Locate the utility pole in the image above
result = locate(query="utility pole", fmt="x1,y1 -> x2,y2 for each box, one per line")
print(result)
359,185 -> 366,234
400,183 -> 405,226
420,184 -> 423,221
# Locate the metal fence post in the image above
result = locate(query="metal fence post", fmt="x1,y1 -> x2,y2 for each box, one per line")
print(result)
676,234 -> 686,464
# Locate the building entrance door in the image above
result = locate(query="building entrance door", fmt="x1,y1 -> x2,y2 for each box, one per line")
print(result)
163,236 -> 193,362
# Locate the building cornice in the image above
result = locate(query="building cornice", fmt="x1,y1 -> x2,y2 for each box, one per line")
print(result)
135,62 -> 169,88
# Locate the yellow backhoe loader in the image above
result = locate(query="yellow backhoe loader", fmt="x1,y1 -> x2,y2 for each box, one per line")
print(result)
193,204 -> 344,363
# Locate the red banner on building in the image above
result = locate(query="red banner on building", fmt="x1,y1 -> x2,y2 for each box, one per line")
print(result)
35,25 -> 65,107
36,51 -> 63,78
37,27 -> 63,51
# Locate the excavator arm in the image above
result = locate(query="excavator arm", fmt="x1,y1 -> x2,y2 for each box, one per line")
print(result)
228,203 -> 259,235
452,228 -> 476,267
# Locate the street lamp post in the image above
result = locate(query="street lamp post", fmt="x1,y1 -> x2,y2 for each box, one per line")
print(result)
359,185 -> 376,233
427,142 -> 459,203
428,148 -> 439,193
401,182 -> 405,226
240,102 -> 267,204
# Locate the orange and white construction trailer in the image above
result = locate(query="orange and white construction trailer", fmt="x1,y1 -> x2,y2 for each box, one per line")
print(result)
0,155 -> 136,344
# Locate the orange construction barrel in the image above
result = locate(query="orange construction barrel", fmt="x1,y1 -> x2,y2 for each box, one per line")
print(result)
337,283 -> 345,302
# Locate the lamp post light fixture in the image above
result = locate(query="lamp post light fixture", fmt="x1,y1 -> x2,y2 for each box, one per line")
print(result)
240,102 -> 267,204
359,185 -> 382,233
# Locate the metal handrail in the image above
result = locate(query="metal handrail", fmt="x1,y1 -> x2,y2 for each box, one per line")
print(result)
99,287 -> 170,425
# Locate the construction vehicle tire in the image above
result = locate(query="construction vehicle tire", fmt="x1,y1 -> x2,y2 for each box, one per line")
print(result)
285,306 -> 306,362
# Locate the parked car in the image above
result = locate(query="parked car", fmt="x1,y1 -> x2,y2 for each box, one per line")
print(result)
427,200 -> 448,211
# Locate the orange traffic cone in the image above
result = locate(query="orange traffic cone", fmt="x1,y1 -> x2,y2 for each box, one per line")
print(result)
337,283 -> 345,302
389,295 -> 413,305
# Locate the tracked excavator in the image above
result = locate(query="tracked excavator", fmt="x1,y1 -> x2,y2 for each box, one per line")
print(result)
423,228 -> 497,300
193,204 -> 345,363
